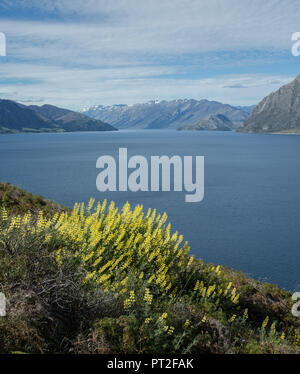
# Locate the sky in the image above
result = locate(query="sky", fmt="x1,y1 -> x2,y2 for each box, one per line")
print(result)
0,0 -> 300,110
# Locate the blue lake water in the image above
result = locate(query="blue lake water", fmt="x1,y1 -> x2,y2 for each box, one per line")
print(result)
0,130 -> 299,290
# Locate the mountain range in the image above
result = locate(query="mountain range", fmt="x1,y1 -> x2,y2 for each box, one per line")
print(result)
82,99 -> 254,130
178,114 -> 233,131
0,100 -> 117,134
238,75 -> 300,134
5,74 -> 300,135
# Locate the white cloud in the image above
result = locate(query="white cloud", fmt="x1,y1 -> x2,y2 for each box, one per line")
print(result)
0,60 -> 293,108
0,0 -> 299,108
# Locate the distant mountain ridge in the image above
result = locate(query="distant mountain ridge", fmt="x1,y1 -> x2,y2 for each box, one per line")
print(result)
238,75 -> 300,134
178,114 -> 233,131
0,100 -> 117,134
82,99 -> 254,130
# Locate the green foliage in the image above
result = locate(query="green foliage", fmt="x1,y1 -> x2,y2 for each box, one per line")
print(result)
0,180 -> 66,216
0,192 -> 299,354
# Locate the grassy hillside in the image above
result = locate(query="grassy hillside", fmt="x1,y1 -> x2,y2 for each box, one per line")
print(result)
0,182 -> 299,354
0,180 -> 66,216
0,100 -> 117,134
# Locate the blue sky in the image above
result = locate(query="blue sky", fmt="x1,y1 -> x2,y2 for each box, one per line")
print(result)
0,0 -> 300,109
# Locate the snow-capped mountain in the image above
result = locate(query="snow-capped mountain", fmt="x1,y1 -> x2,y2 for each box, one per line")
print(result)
81,99 -> 254,130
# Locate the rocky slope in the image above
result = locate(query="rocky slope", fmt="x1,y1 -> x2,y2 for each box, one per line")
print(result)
178,114 -> 233,131
82,99 -> 254,130
238,75 -> 300,133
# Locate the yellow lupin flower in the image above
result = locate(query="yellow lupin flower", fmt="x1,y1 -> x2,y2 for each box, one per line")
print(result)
144,288 -> 153,304
139,272 -> 144,280
187,256 -> 194,267
1,208 -> 8,221
2,197 -> 196,309
87,197 -> 95,212
270,322 -> 276,334
184,319 -> 190,328
159,313 -> 168,322
262,316 -> 269,329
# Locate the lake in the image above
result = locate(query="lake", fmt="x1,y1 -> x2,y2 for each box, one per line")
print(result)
0,130 -> 299,290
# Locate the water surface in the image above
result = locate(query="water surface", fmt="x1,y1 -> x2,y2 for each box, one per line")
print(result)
0,130 -> 299,290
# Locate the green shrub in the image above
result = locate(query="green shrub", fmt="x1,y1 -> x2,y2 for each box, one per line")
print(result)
0,197 -> 299,354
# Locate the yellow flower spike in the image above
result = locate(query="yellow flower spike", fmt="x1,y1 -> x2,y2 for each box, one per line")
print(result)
262,316 -> 269,329
144,288 -> 153,304
92,257 -> 103,267
84,271 -> 96,282
121,276 -> 128,286
150,209 -> 157,221
99,260 -> 113,274
98,273 -> 112,284
215,265 -> 221,275
22,212 -> 31,225
100,199 -> 107,215
147,275 -> 155,284
271,322 -> 276,334
158,313 -> 168,322
130,291 -> 135,297
184,320 -> 190,328
124,299 -> 132,309
207,284 -> 216,298
82,251 -> 95,262
160,212 -> 168,224
44,234 -> 52,243
87,197 -> 95,212
1,207 -> 8,221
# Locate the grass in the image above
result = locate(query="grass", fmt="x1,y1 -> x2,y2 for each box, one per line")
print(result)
0,182 -> 299,354
0,180 -> 67,216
